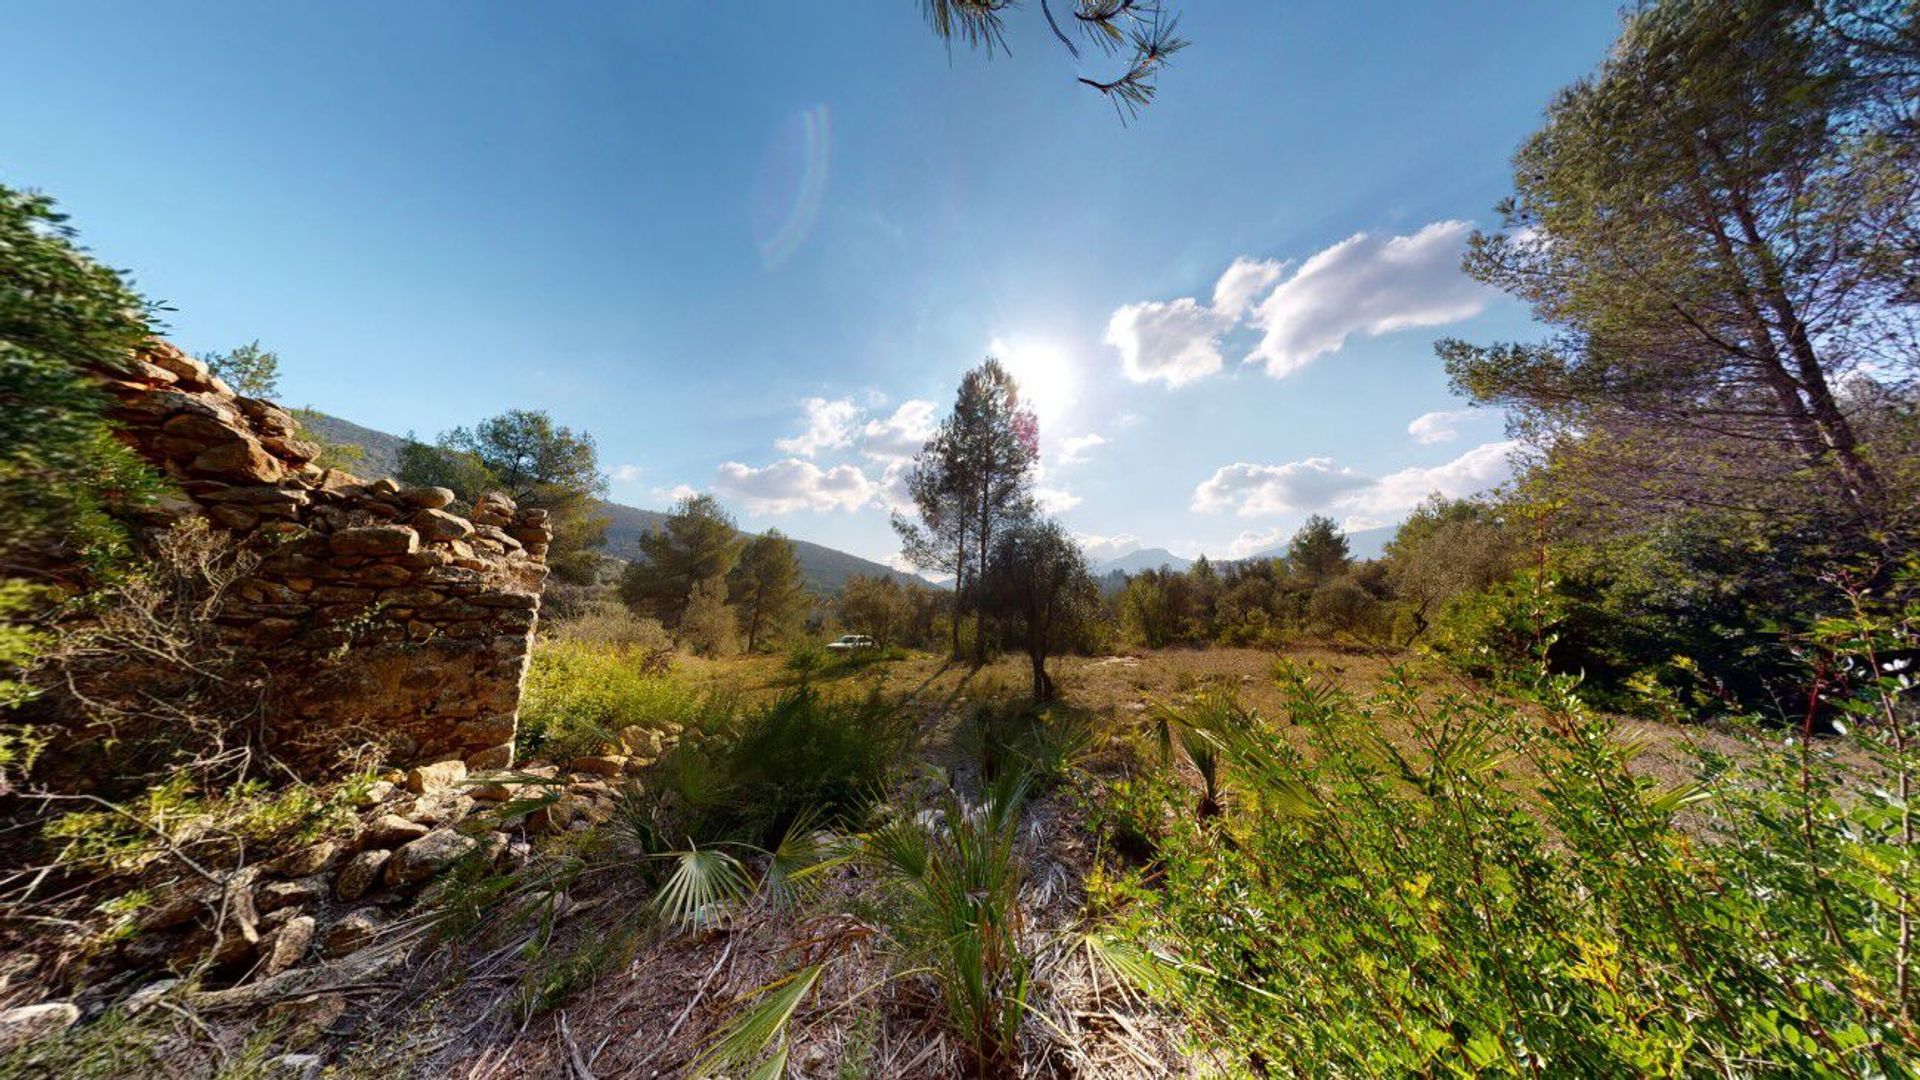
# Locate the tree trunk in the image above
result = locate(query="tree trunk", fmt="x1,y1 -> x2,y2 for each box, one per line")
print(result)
1029,646 -> 1052,702
950,537 -> 965,659
974,478 -> 991,666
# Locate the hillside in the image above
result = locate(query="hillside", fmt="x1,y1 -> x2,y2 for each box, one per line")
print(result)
295,412 -> 929,594
1093,547 -> 1192,576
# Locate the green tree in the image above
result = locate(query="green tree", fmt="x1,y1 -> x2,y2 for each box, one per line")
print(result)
896,358 -> 1040,664
729,529 -> 807,653
677,574 -> 737,658
984,517 -> 1097,701
620,494 -> 745,627
1287,515 -> 1351,584
837,575 -> 913,649
397,409 -> 611,584
198,340 -> 279,398
1439,0 -> 1915,534
0,185 -> 164,581
1385,495 -> 1518,641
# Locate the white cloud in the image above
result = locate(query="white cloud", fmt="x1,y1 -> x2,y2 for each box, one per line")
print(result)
1226,527 -> 1293,559
609,463 -> 644,482
1244,220 -> 1489,378
1192,439 -> 1520,530
1341,440 -> 1519,528
1034,486 -> 1083,513
1191,457 -> 1373,516
775,397 -> 862,457
1059,432 -> 1108,464
860,399 -> 938,461
712,458 -> 875,514
1211,256 -> 1288,320
1107,223 -> 1485,387
653,483 -> 700,504
1075,532 -> 1143,561
873,459 -> 917,516
1407,409 -> 1473,445
1105,297 -> 1232,387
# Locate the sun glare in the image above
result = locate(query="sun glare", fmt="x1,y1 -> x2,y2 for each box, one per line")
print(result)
992,339 -> 1076,430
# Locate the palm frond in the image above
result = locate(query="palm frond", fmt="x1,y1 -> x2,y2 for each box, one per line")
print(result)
689,963 -> 825,1079
653,845 -> 750,931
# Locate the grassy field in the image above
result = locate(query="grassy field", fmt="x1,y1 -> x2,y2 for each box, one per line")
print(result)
669,644 -> 1746,788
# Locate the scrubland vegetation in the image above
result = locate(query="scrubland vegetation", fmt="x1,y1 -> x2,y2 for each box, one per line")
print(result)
1,0 -> 1917,1076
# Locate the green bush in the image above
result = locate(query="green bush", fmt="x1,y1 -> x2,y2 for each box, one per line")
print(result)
1098,642 -> 1920,1076
630,684 -> 914,849
516,640 -> 718,761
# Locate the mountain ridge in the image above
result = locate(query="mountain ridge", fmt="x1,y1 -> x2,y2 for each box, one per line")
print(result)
294,412 -> 931,595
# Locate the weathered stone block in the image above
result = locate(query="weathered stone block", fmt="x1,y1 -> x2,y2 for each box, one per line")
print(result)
330,525 -> 419,557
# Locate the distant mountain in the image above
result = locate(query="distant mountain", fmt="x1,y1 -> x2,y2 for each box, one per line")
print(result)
1094,547 -> 1193,576
295,412 -> 930,595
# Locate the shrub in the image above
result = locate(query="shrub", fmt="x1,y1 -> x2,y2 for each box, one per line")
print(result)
547,607 -> 674,673
1306,576 -> 1380,641
634,684 -> 913,847
1098,638 -> 1920,1076
516,640 -> 715,761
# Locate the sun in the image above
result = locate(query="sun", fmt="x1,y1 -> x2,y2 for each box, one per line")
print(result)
991,338 -> 1076,431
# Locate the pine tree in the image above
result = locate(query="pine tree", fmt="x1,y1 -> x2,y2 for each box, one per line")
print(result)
199,340 -> 280,398
1287,515 -> 1350,584
397,409 -> 611,583
895,358 -> 1039,663
729,529 -> 807,652
621,495 -> 746,626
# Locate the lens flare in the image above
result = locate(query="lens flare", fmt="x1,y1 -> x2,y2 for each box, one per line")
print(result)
750,104 -> 832,268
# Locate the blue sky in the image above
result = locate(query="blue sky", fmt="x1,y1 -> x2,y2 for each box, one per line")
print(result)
5,1 -> 1623,567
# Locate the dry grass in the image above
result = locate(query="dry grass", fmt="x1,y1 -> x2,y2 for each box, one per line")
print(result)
59,644 -> 1767,1078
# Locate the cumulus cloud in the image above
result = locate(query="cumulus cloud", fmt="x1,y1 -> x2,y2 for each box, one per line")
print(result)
1192,440 -> 1520,529
1341,440 -> 1519,528
860,399 -> 938,461
775,397 -> 862,457
1105,297 -> 1232,388
1105,223 -> 1487,387
1211,257 -> 1288,320
654,483 -> 700,504
609,463 -> 644,482
1074,532 -> 1143,562
712,458 -> 875,514
1244,220 -> 1489,377
1034,486 -> 1083,513
1191,457 -> 1373,516
1407,409 -> 1473,445
1059,433 -> 1108,464
872,459 -> 918,516
1226,527 -> 1293,559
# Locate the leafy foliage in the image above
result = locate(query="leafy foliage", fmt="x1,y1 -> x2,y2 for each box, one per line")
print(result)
197,340 -> 279,398
728,530 -> 807,653
620,494 -> 745,626
1099,618 -> 1920,1076
396,408 -> 611,583
0,184 -> 165,581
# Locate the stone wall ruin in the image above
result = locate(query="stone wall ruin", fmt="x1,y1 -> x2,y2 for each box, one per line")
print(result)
89,342 -> 550,770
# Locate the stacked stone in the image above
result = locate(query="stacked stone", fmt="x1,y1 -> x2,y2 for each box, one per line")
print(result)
87,341 -> 552,770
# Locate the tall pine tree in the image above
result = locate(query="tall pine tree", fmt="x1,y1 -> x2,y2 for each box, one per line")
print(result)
894,358 -> 1039,662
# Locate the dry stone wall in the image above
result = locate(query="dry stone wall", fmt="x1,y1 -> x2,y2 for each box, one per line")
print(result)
90,341 -> 550,770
